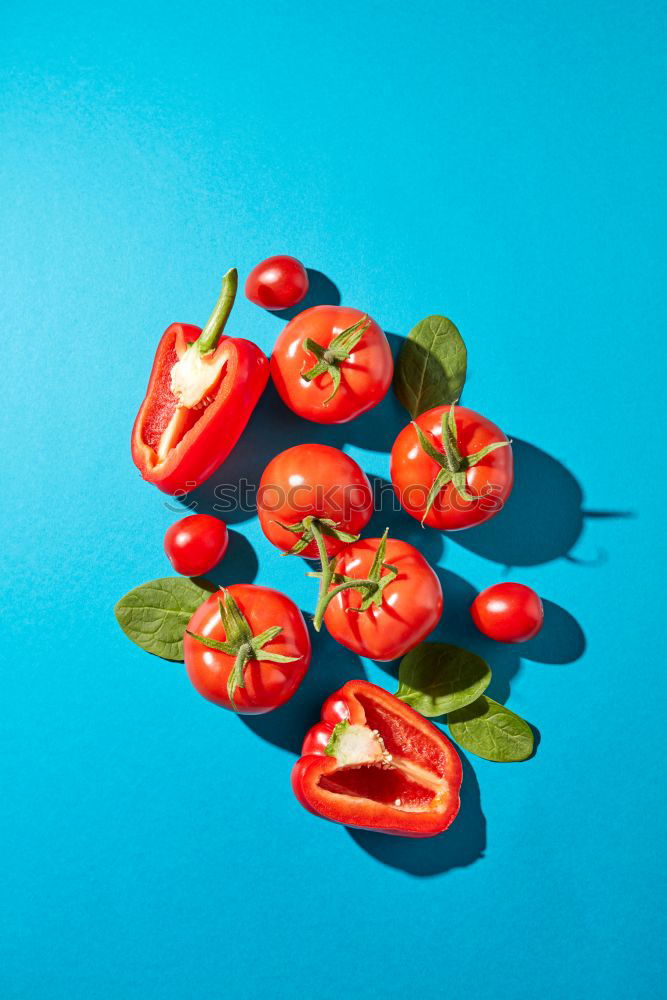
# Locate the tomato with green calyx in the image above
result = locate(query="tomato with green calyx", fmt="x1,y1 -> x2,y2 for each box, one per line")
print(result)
292,679 -> 462,837
257,444 -> 373,560
163,514 -> 228,576
245,255 -> 309,311
184,585 -> 311,713
390,404 -> 513,530
471,582 -> 544,642
313,531 -> 443,660
270,306 -> 393,424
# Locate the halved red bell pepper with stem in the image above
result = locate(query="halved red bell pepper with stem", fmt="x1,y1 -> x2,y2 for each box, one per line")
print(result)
292,680 -> 462,837
132,268 -> 269,495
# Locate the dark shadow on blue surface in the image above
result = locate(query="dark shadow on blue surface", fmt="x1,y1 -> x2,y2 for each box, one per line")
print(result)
522,599 -> 586,664
527,723 -> 542,761
451,439 -> 634,568
268,268 -> 341,321
367,475 -> 445,565
347,753 -> 485,876
240,619 -> 365,754
204,529 -> 259,587
375,569 -> 586,705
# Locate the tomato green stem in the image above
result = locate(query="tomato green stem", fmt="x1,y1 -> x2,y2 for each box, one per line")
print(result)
196,268 -> 238,355
311,528 -> 398,632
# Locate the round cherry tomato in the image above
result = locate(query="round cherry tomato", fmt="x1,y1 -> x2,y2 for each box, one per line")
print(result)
471,582 -> 544,642
164,514 -> 228,575
390,404 -> 513,531
322,536 -> 443,660
184,584 -> 311,713
257,443 -> 373,560
270,305 -> 393,424
245,255 -> 309,310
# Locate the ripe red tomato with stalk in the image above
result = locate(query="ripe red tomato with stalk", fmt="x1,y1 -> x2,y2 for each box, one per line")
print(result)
245,255 -> 309,311
471,582 -> 544,642
184,585 -> 311,713
312,531 -> 443,660
164,514 -> 228,576
292,680 -> 462,837
390,404 -> 513,530
270,306 -> 393,424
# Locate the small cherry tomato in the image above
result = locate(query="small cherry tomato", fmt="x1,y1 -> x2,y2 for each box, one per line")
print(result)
184,584 -> 311,713
471,583 -> 544,642
270,306 -> 393,424
257,443 -> 373,560
245,255 -> 309,310
320,534 -> 443,660
390,404 -> 513,531
164,514 -> 229,575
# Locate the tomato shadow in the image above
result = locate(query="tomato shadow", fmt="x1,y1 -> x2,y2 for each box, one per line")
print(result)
203,529 -> 259,587
366,475 -> 446,565
347,752 -> 485,876
451,439 -> 634,568
240,619 -> 366,754
374,569 -> 586,705
267,269 -> 341,321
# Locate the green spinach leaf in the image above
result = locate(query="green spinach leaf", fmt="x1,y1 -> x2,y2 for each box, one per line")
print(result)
448,696 -> 534,762
396,643 -> 491,717
114,577 -> 216,661
393,315 -> 467,417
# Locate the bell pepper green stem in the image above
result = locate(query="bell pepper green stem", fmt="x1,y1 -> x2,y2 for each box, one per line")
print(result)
197,268 -> 238,355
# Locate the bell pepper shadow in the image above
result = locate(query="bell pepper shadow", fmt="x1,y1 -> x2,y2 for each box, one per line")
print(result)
347,752 -> 485,876
240,618 -> 366,754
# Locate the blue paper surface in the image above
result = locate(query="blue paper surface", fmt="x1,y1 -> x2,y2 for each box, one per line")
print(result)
2,2 -> 665,997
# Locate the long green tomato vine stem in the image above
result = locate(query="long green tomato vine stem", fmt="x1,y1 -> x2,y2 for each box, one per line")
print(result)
308,523 -> 398,632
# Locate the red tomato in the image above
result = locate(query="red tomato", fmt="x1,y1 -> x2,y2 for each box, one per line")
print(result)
184,584 -> 311,713
257,444 -> 373,560
163,514 -> 229,575
322,537 -> 443,660
270,306 -> 393,424
390,404 -> 513,531
245,255 -> 309,310
471,582 -> 544,642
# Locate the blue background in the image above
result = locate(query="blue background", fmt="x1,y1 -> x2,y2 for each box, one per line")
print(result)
2,2 -> 665,997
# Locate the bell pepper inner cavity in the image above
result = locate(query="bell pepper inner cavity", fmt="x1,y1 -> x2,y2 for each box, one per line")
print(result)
319,697 -> 449,813
140,339 -> 229,466
170,342 -> 227,409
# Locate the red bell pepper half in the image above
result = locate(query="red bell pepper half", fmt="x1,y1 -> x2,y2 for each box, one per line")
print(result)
132,269 -> 269,495
292,680 -> 462,837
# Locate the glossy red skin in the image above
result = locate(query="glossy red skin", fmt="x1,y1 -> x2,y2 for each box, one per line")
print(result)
390,404 -> 513,531
471,582 -> 544,642
292,680 -> 462,837
183,585 -> 311,714
245,255 -> 309,310
323,538 -> 443,660
257,444 -> 373,560
270,306 -> 393,424
131,323 -> 269,495
164,514 -> 229,576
